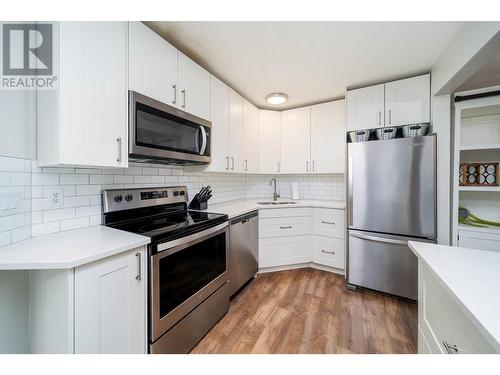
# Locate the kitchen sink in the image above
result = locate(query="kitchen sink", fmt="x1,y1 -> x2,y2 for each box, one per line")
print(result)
257,201 -> 298,205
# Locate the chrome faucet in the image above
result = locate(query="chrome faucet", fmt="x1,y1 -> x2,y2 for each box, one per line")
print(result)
270,178 -> 280,202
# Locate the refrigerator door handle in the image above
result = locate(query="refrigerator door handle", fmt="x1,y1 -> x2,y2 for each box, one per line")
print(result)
350,232 -> 408,246
348,157 -> 353,226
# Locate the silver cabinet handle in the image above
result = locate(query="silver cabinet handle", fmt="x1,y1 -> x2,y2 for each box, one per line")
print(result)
280,226 -> 292,229
378,111 -> 381,126
321,249 -> 335,255
244,159 -> 248,171
225,156 -> 229,170
306,160 -> 309,172
231,157 -> 235,170
312,160 -> 315,172
181,89 -> 186,108
172,84 -> 177,105
277,161 -> 280,173
388,109 -> 392,124
350,232 -> 408,246
321,220 -> 335,225
442,341 -> 460,354
116,137 -> 122,163
135,252 -> 141,281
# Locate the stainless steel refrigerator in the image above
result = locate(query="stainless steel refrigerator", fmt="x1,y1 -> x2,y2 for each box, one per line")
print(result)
347,135 -> 436,300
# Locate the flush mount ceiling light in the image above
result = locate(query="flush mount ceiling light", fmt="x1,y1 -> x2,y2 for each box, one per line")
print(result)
265,93 -> 288,105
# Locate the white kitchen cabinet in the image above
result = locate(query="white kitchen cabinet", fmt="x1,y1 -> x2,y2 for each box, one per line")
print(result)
280,107 -> 311,174
259,216 -> 313,238
384,74 -> 430,126
37,22 -> 128,168
228,89 -> 244,173
259,236 -> 312,268
346,84 -> 384,131
74,247 -> 147,354
313,236 -> 345,269
177,52 -> 211,120
311,100 -> 346,173
205,76 -> 230,172
458,227 -> 500,253
259,110 -> 282,174
128,22 -> 178,106
418,260 -> 495,354
314,208 -> 345,238
243,99 -> 260,173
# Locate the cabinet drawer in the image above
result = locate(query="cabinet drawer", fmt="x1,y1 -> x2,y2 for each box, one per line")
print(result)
313,236 -> 345,269
419,262 -> 495,354
259,236 -> 311,268
259,207 -> 313,219
314,208 -> 345,238
259,216 -> 312,238
458,229 -> 500,252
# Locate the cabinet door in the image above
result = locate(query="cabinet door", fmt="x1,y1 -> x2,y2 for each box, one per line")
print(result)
280,107 -> 311,174
311,100 -> 346,173
346,84 -> 384,131
58,22 -> 128,168
205,76 -> 229,172
242,99 -> 259,173
228,89 -> 244,173
74,248 -> 147,354
128,22 -> 177,105
177,52 -> 211,120
313,236 -> 345,269
384,74 -> 430,126
258,110 -> 281,174
259,235 -> 312,268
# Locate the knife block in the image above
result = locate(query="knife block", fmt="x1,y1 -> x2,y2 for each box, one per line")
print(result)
188,200 -> 208,210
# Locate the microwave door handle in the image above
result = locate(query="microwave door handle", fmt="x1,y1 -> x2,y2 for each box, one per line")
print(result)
199,126 -> 207,155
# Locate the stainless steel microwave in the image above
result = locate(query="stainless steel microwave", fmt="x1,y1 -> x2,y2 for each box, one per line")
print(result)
129,91 -> 211,165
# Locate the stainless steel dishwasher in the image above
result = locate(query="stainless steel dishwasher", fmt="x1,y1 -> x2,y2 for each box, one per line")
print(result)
228,211 -> 258,297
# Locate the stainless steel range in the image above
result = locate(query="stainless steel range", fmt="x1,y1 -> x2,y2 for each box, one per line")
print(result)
102,186 -> 229,353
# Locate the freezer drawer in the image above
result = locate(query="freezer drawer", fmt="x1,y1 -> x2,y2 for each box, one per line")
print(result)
347,230 -> 434,300
228,211 -> 259,296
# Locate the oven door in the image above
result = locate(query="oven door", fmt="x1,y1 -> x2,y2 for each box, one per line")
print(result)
129,91 -> 211,164
150,222 -> 228,342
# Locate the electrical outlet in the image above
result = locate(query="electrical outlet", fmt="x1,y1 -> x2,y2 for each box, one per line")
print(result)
49,188 -> 64,208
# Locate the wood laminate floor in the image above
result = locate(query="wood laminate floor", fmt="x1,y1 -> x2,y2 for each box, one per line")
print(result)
191,268 -> 417,354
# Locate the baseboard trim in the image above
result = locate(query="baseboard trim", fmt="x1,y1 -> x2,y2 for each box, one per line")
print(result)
258,262 -> 345,277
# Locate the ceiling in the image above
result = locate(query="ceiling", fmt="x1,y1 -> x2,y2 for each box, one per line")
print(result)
457,52 -> 500,92
146,21 -> 463,110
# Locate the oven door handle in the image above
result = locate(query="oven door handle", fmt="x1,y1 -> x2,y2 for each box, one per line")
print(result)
155,222 -> 228,255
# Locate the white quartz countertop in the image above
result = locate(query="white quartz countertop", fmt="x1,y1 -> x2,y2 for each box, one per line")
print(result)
408,241 -> 500,351
0,226 -> 150,270
204,199 -> 345,219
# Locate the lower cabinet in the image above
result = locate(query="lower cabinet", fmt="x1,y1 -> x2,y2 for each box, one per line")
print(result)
258,207 -> 346,273
418,260 -> 495,354
74,247 -> 147,354
27,247 -> 147,354
458,227 -> 500,252
312,236 -> 345,269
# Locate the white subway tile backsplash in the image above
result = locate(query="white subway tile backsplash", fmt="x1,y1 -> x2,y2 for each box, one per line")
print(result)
11,226 -> 31,242
60,174 -> 88,185
60,217 -> 89,231
32,221 -> 60,236
133,175 -> 151,183
90,175 -> 114,184
142,167 -> 158,175
75,184 -> 102,196
0,231 -> 12,247
63,195 -> 90,208
113,175 -> 134,184
32,173 -> 59,186
0,171 -> 11,185
43,208 -> 75,222
75,205 -> 101,217
124,167 -> 143,175
0,156 -> 26,172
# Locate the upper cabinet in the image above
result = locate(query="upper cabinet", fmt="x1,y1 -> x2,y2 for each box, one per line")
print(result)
206,76 -> 230,172
228,89 -> 244,173
177,52 -> 211,120
346,74 -> 430,131
259,110 -> 281,174
128,22 -> 210,121
346,84 -> 384,131
311,100 -> 346,174
37,22 -> 128,168
384,74 -> 430,126
280,107 -> 311,174
128,22 -> 177,106
242,99 -> 259,174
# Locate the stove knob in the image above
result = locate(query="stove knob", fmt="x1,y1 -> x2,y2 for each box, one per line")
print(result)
114,195 -> 123,203
125,194 -> 133,202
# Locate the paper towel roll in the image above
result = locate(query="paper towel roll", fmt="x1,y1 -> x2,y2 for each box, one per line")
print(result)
292,182 -> 300,200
